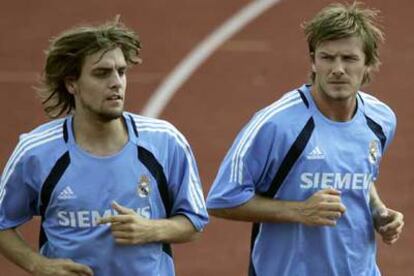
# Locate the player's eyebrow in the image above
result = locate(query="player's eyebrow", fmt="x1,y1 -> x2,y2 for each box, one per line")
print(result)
90,63 -> 128,73
317,51 -> 334,56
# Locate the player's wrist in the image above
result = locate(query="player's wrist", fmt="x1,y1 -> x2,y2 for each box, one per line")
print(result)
149,218 -> 189,243
148,219 -> 166,242
270,200 -> 305,224
370,203 -> 387,217
27,253 -> 49,274
288,201 -> 306,224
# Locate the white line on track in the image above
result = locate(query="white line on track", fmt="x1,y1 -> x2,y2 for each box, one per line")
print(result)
141,0 -> 283,118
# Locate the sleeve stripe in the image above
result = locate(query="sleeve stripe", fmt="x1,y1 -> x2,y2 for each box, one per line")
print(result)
230,91 -> 299,183
138,125 -> 205,212
0,133 -> 63,205
7,125 -> 62,171
132,115 -> 206,209
230,93 -> 302,184
138,126 -> 205,212
134,120 -> 206,213
0,126 -> 62,188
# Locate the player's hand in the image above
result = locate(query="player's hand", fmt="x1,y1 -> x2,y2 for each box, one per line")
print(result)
32,257 -> 93,276
373,207 -> 404,245
299,188 -> 346,226
97,201 -> 156,245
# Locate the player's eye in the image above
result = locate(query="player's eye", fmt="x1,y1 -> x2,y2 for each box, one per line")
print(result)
118,68 -> 127,76
93,69 -> 111,78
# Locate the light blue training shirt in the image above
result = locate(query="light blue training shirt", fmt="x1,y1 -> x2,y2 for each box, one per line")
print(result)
207,84 -> 396,276
0,112 -> 208,276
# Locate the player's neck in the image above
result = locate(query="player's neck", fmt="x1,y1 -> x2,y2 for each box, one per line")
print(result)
311,87 -> 357,122
72,113 -> 129,156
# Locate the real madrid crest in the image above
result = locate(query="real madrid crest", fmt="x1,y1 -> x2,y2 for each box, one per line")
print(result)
368,140 -> 380,164
137,175 -> 151,198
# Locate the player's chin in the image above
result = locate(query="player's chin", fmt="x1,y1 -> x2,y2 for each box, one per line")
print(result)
99,110 -> 124,121
330,91 -> 355,102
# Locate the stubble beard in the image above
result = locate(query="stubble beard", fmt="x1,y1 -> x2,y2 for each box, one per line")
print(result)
79,97 -> 124,123
98,110 -> 123,122
318,81 -> 356,102
95,104 -> 124,122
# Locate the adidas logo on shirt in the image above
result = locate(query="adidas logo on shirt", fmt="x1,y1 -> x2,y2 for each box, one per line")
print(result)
306,146 -> 325,160
57,186 -> 77,200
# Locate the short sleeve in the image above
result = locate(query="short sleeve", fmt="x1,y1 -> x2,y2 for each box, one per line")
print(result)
207,119 -> 277,209
0,149 -> 38,229
383,109 -> 397,153
166,134 -> 208,232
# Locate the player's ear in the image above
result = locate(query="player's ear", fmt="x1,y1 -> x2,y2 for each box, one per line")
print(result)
310,52 -> 316,72
361,65 -> 373,86
65,77 -> 78,95
311,64 -> 316,73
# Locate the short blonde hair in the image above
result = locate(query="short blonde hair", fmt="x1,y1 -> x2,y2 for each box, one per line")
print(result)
303,2 -> 384,85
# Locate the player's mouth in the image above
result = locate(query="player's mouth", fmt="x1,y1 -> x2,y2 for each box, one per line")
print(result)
106,94 -> 123,102
329,81 -> 348,84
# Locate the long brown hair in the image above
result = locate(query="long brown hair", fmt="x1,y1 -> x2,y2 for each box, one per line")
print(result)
38,19 -> 142,118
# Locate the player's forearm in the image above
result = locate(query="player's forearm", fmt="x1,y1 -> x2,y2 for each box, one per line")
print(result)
208,195 -> 303,224
369,184 -> 386,212
0,228 -> 47,274
151,215 -> 200,243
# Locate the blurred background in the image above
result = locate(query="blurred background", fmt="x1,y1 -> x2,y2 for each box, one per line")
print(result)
0,0 -> 412,275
